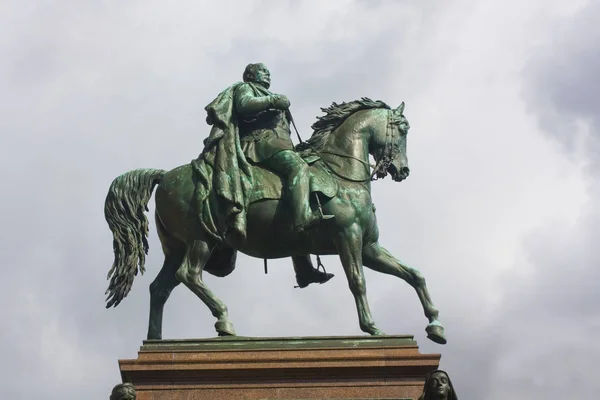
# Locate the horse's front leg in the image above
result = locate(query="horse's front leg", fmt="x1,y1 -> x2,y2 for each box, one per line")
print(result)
362,242 -> 446,344
335,224 -> 384,335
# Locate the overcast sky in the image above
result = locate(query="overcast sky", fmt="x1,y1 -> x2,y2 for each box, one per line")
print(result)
1,0 -> 599,399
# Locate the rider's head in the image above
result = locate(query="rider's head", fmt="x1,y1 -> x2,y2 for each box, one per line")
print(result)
243,63 -> 271,89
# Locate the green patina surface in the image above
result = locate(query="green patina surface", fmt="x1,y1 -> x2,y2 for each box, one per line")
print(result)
140,335 -> 416,352
104,62 -> 447,347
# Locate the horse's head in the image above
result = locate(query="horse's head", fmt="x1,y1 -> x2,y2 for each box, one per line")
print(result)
300,98 -> 411,183
371,102 -> 411,182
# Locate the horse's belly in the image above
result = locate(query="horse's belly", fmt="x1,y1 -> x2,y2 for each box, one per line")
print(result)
232,200 -> 337,259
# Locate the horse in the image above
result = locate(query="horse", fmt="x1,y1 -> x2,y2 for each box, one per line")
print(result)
103,98 -> 446,345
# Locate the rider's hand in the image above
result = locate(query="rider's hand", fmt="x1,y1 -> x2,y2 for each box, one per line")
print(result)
271,94 -> 291,110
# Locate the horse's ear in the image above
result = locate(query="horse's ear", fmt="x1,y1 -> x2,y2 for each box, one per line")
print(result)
395,102 -> 405,114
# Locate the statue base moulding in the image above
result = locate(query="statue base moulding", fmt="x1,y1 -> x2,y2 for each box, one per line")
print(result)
116,335 -> 440,400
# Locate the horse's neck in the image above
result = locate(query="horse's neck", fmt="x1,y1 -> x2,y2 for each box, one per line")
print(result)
320,110 -> 374,181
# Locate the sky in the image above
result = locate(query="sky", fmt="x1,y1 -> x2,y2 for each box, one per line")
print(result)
1,0 -> 599,398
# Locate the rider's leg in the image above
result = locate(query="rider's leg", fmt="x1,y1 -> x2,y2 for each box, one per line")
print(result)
262,150 -> 333,231
261,150 -> 335,288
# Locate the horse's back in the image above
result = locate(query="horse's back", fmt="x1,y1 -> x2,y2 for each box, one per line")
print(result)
153,158 -> 341,252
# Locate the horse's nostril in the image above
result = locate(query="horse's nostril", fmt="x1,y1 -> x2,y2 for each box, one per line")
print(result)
401,167 -> 410,175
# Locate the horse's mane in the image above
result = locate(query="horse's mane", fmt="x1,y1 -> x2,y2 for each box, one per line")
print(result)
297,97 -> 390,152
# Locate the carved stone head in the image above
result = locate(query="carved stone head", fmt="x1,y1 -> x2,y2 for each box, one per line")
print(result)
109,382 -> 136,400
418,370 -> 457,400
243,63 -> 271,89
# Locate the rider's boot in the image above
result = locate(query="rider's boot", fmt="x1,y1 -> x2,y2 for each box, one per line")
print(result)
293,256 -> 334,288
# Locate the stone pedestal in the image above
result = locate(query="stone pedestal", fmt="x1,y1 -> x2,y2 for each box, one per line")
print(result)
117,335 -> 440,400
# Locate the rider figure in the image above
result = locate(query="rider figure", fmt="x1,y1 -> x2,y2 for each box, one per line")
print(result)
234,63 -> 334,233
202,63 -> 333,288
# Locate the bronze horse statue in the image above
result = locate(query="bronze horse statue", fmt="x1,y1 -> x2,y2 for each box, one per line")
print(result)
103,98 -> 446,344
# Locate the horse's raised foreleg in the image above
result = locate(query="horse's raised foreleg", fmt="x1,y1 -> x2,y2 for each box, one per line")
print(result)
335,225 -> 384,335
175,239 -> 236,336
362,242 -> 446,344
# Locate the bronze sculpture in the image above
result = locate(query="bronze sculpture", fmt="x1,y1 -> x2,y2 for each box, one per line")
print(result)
109,383 -> 136,400
229,63 -> 335,232
418,370 -> 458,400
104,63 -> 446,345
200,63 -> 333,288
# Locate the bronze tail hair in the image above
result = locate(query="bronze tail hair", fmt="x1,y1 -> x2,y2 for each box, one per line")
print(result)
104,168 -> 166,308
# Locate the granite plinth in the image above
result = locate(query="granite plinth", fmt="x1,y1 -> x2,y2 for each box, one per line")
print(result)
117,335 -> 440,400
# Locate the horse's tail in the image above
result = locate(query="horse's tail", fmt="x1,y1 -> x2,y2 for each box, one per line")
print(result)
104,168 -> 166,308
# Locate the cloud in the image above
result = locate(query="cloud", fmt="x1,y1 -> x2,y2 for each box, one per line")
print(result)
0,0 -> 597,399
523,0 -> 600,146
477,1 -> 600,398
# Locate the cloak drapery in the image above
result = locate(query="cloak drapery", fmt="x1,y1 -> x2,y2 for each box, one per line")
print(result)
191,82 -> 256,242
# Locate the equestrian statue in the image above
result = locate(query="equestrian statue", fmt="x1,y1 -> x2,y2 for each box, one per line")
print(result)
103,62 -> 446,345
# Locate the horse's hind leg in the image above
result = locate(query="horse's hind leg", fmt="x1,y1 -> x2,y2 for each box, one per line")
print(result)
147,215 -> 185,340
176,239 -> 236,336
362,242 -> 446,345
147,252 -> 183,340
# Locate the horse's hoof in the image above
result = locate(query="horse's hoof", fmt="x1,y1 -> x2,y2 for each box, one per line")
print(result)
215,320 -> 236,336
362,324 -> 385,336
426,322 -> 447,345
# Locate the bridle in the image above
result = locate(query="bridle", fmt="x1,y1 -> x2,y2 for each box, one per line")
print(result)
370,109 -> 400,181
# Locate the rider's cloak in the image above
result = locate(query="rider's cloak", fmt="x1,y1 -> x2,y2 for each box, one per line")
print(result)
191,82 -> 266,242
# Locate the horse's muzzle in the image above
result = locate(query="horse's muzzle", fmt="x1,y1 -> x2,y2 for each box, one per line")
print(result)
391,166 -> 410,182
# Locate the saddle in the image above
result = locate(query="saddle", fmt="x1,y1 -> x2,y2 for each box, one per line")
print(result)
247,153 -> 339,204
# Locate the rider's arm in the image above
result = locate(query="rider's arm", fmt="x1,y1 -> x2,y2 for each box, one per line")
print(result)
235,84 -> 274,115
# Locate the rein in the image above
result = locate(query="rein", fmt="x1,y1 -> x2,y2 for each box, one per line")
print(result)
316,150 -> 375,183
